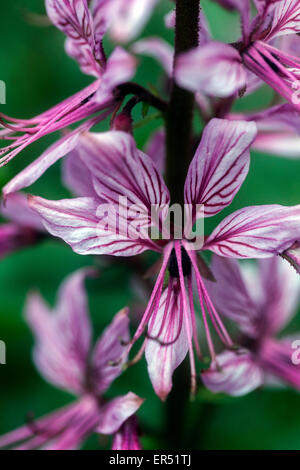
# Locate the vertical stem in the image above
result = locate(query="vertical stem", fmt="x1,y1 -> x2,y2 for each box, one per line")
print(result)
165,0 -> 200,448
166,0 -> 200,205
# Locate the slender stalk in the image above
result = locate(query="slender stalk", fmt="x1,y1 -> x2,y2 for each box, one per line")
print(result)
166,0 -> 200,205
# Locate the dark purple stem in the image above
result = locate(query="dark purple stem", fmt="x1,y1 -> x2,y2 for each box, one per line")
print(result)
114,82 -> 168,113
166,0 -> 200,205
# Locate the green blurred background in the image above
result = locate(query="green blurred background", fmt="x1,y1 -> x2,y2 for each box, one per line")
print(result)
0,0 -> 300,450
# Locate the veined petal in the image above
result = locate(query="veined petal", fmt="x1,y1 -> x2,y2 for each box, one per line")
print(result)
76,131 -> 170,223
132,38 -> 174,77
205,256 -> 259,337
46,0 -> 103,76
145,286 -> 189,401
25,269 -> 94,394
201,350 -> 264,396
46,0 -> 93,38
96,393 -> 144,435
91,308 -> 130,394
184,119 -> 257,217
263,0 -> 300,40
28,195 -> 156,256
175,42 -> 246,97
205,205 -> 300,258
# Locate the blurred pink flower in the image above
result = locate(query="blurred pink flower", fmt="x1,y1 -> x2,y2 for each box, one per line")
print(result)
202,255 -> 300,396
0,0 -> 136,167
175,0 -> 300,106
12,117 -> 300,400
0,269 -> 143,450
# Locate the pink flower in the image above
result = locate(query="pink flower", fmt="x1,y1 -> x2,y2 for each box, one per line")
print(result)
0,269 -> 143,450
175,0 -> 300,106
202,255 -> 300,396
12,117 -> 300,400
0,193 -> 45,258
0,0 -> 136,167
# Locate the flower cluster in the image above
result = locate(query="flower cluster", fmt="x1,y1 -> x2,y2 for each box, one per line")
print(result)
0,0 -> 300,450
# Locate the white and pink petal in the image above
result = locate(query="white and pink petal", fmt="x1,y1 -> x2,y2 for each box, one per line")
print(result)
46,0 -> 103,77
75,131 -> 170,228
184,119 -> 257,217
28,195 -> 156,256
96,393 -> 144,435
201,350 -> 264,396
205,204 -> 300,258
263,0 -> 300,40
108,0 -> 159,43
145,287 -> 189,401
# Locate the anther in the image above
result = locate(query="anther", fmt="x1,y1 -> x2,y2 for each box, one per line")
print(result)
168,246 -> 191,278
